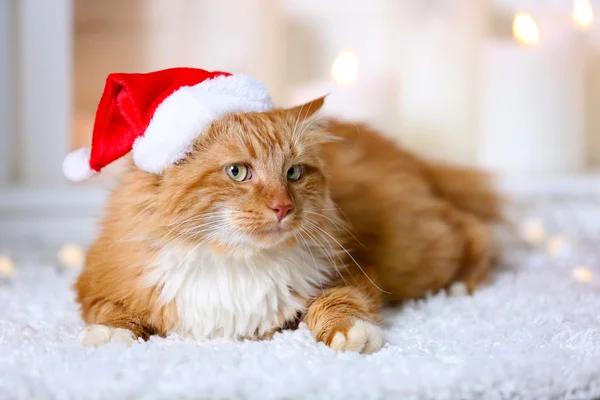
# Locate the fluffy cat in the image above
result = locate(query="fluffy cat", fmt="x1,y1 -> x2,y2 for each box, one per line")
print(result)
75,97 -> 502,353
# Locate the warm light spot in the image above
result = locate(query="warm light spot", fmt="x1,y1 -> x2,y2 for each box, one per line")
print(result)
0,255 -> 15,278
513,12 -> 540,46
546,235 -> 568,257
572,266 -> 594,283
573,0 -> 594,30
57,243 -> 85,269
331,50 -> 359,85
520,217 -> 546,246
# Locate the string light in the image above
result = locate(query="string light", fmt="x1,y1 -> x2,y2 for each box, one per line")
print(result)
571,266 -> 593,283
519,215 -> 596,284
520,217 -> 546,246
513,12 -> 540,46
0,255 -> 15,280
546,235 -> 568,257
331,50 -> 360,85
573,0 -> 594,30
57,243 -> 85,270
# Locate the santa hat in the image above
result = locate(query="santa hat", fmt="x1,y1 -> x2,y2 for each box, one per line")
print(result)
63,67 -> 273,182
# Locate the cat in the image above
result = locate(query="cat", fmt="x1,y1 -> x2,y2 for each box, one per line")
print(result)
75,97 -> 502,353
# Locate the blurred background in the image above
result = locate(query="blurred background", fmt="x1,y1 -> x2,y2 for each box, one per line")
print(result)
1,0 -> 600,246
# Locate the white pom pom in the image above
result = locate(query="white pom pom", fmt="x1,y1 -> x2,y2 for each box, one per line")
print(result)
63,148 -> 97,182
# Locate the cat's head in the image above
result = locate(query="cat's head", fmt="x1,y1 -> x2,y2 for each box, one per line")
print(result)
139,97 -> 338,251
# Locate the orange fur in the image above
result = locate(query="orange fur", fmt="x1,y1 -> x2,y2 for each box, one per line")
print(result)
319,119 -> 501,300
75,97 -> 502,352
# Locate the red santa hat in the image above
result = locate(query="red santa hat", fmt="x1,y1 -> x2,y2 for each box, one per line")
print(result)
63,67 -> 273,182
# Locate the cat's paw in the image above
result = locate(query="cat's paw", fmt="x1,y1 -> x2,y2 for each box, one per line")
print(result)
326,319 -> 385,354
78,324 -> 136,346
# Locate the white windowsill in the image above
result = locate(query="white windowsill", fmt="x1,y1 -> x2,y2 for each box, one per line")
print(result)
497,173 -> 600,198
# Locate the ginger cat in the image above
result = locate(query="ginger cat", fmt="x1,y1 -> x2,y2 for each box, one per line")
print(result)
75,98 -> 501,353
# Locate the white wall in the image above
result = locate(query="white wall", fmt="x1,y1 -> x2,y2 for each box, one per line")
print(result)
1,0 -> 598,247
493,0 -> 600,13
0,0 -> 12,186
13,0 -> 72,187
492,0 -> 600,168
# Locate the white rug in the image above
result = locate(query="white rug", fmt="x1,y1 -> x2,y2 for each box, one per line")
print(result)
1,230 -> 600,399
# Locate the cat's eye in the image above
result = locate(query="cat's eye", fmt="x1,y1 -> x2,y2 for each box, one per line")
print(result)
287,165 -> 304,182
226,164 -> 251,182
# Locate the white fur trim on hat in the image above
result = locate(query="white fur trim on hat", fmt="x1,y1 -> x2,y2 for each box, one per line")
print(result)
63,148 -> 97,182
132,74 -> 273,174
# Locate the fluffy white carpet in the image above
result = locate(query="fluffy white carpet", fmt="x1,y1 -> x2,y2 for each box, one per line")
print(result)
1,235 -> 600,399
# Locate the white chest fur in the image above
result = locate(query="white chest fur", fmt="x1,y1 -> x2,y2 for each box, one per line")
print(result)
145,245 -> 330,339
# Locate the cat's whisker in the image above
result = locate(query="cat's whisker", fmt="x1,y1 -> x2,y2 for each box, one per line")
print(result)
177,220 -> 227,236
163,212 -> 225,228
304,210 -> 366,249
116,231 -> 147,243
147,232 -> 191,260
296,115 -> 326,142
298,225 -> 348,289
282,233 -> 302,280
167,225 -> 214,240
166,213 -> 221,226
299,224 -> 349,286
303,224 -> 360,289
163,211 -> 223,226
291,101 -> 307,147
350,121 -> 363,138
212,221 -> 251,248
298,226 -> 330,257
313,205 -> 353,228
305,228 -> 346,270
155,221 -> 223,249
294,228 -> 323,292
147,220 -> 230,262
164,212 -> 236,239
160,224 -> 207,245
304,219 -> 391,294
173,227 -> 229,270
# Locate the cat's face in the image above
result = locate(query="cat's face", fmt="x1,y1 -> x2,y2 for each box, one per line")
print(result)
156,100 -> 332,250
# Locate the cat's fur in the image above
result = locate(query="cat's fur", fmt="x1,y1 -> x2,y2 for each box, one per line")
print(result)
75,98 -> 502,353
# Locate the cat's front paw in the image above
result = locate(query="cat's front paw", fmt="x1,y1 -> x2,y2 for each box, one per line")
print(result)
325,319 -> 385,354
78,324 -> 136,346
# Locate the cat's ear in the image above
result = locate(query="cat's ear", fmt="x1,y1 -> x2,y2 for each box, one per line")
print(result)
286,96 -> 326,121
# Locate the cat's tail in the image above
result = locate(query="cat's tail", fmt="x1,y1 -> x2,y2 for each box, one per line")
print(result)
421,161 -> 505,223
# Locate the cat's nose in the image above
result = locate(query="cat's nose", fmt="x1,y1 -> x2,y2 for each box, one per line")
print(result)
270,202 -> 293,221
